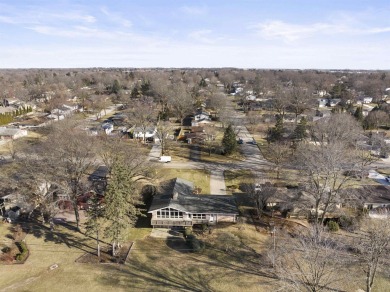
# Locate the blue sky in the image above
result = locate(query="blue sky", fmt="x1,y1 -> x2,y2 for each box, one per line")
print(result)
0,0 -> 389,69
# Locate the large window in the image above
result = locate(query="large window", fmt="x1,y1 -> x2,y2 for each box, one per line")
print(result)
192,214 -> 206,219
156,208 -> 183,219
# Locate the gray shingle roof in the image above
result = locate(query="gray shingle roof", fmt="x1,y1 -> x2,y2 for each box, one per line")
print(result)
149,178 -> 238,214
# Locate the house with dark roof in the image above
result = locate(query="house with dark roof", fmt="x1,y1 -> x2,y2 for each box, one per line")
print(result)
148,178 -> 239,228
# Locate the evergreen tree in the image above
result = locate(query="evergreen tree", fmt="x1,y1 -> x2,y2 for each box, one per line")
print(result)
222,124 -> 237,155
294,117 -> 308,140
85,193 -> 104,261
354,106 -> 364,122
104,156 -> 143,256
267,115 -> 284,142
111,79 -> 121,94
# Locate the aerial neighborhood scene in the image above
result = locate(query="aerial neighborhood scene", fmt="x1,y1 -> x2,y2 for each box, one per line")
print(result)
1,1 -> 390,291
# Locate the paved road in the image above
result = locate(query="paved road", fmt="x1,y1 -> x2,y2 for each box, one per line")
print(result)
148,99 -> 272,194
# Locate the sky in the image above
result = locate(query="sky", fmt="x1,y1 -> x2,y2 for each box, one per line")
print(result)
0,0 -> 389,69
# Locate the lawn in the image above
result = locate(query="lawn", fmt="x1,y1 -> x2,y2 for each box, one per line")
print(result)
224,169 -> 256,192
0,221 -> 152,292
157,168 -> 210,194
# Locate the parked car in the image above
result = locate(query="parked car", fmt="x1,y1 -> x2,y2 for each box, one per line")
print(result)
238,138 -> 243,144
386,176 -> 390,183
251,138 -> 257,145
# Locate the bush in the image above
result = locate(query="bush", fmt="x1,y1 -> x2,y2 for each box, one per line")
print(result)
339,215 -> 361,231
184,227 -> 192,238
15,241 -> 29,262
327,221 -> 339,232
186,234 -> 205,253
1,246 -> 11,253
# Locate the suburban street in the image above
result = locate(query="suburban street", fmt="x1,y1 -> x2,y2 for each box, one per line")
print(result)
148,101 -> 272,195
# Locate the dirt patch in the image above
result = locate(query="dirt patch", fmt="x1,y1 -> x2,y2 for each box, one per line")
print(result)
75,242 -> 131,264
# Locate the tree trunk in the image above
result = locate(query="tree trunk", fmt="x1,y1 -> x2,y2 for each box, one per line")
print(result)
366,267 -> 372,292
97,230 -> 101,261
72,201 -> 80,231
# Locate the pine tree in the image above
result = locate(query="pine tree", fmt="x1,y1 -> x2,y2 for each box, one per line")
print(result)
222,124 -> 237,155
104,156 -> 143,256
267,115 -> 284,142
294,117 -> 308,140
354,106 -> 364,122
85,193 -> 104,261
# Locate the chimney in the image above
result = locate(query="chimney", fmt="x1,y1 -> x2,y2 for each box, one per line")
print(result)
172,191 -> 178,200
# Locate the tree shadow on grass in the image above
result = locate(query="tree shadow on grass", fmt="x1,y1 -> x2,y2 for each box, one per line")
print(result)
96,237 -> 277,291
21,220 -> 97,255
166,236 -> 189,253
98,255 -> 219,292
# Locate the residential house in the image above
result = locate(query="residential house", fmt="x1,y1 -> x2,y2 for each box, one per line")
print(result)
318,98 -> 328,108
192,111 -> 212,126
102,122 -> 114,135
131,126 -> 157,143
148,178 -> 239,228
185,126 -> 206,144
346,185 -> 390,218
0,127 -> 28,140
357,96 -> 373,104
47,104 -> 78,120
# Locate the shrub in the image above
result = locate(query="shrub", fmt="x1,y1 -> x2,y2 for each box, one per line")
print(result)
15,241 -> 29,262
327,221 -> 339,232
186,234 -> 205,253
184,227 -> 192,238
339,215 -> 361,231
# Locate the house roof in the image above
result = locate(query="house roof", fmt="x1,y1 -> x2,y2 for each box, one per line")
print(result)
149,178 -> 239,214
346,185 -> 390,205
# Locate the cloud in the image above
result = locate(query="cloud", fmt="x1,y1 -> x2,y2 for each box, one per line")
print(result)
180,6 -> 208,16
251,20 -> 390,42
0,10 -> 96,25
188,29 -> 225,44
100,7 -> 132,28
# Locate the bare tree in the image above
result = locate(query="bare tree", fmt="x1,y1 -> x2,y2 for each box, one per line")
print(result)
241,181 -> 277,218
167,82 -> 194,123
43,121 -> 97,230
206,92 -> 226,119
263,142 -> 290,179
128,96 -> 156,143
155,120 -> 173,156
355,218 -> 390,292
274,226 -> 346,292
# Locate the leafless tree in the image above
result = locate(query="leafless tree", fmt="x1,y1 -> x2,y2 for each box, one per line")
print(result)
167,82 -> 194,123
128,96 -> 156,143
288,86 -> 312,123
42,121 -> 98,230
355,217 -> 390,292
202,125 -> 218,156
206,92 -> 226,119
155,120 -> 173,156
241,181 -> 277,218
274,226 -> 347,292
263,142 -> 291,179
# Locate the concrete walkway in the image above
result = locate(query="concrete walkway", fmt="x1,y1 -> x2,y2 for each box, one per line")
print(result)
209,170 -> 227,195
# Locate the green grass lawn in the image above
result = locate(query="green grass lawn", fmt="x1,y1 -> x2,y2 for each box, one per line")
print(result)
157,168 -> 210,194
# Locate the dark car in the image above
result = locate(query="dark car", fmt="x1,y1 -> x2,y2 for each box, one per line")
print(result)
238,138 -> 243,144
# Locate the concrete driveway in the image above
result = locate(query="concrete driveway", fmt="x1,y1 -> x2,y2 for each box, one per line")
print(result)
368,169 -> 390,186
